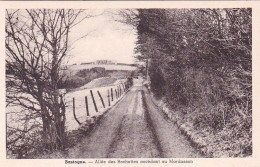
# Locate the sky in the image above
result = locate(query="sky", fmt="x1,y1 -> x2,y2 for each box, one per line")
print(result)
68,9 -> 138,65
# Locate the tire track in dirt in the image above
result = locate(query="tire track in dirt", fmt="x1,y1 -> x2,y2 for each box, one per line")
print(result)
141,90 -> 163,157
107,88 -> 161,158
142,88 -> 203,158
64,90 -> 136,158
106,92 -> 138,157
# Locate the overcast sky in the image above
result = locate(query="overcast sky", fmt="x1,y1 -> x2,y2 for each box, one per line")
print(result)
69,9 -> 138,65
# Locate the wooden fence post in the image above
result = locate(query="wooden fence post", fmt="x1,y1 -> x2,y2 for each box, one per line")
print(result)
73,98 -> 81,125
123,83 -> 126,92
111,88 -> 113,101
90,90 -> 98,112
122,83 -> 125,92
85,96 -> 89,116
115,89 -> 118,99
108,89 -> 111,106
97,90 -> 106,108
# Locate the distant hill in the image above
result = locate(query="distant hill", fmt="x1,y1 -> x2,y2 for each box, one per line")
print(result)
66,63 -> 137,76
60,64 -> 136,90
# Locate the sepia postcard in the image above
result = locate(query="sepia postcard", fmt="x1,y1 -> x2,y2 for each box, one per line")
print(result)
0,1 -> 260,167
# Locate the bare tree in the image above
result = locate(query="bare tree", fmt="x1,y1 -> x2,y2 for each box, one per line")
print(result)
6,9 -> 91,153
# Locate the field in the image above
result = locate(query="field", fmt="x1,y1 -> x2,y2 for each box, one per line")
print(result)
62,65 -> 135,90
6,77 -> 129,158
79,77 -> 118,89
6,63 -> 135,158
65,79 -> 127,131
6,59 -> 137,158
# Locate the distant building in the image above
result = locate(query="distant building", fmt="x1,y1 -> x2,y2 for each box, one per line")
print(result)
93,60 -> 117,65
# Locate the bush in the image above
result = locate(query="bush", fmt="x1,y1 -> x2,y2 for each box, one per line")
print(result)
193,110 -> 223,132
135,8 -> 252,156
58,67 -> 107,89
149,63 -> 166,98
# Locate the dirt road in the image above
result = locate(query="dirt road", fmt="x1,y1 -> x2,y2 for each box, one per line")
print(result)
64,79 -> 202,158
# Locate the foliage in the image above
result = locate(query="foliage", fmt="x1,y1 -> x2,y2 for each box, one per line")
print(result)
59,68 -> 132,90
134,8 -> 252,157
60,67 -> 107,89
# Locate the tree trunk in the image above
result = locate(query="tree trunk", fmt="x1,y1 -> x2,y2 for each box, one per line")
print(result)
50,41 -> 66,150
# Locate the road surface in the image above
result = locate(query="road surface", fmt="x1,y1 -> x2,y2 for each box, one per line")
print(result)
62,79 -> 202,158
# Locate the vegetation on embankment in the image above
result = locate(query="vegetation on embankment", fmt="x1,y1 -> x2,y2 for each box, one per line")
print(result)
59,67 -> 134,90
136,9 -> 252,157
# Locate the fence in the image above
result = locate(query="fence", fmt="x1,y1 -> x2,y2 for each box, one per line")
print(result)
65,81 -> 132,131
